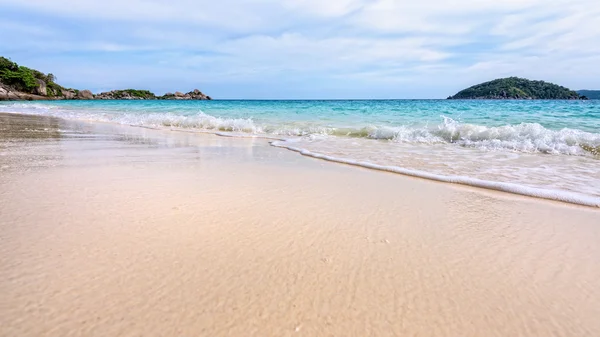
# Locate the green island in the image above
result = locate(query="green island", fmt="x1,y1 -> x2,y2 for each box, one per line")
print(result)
0,56 -> 211,101
448,77 -> 586,100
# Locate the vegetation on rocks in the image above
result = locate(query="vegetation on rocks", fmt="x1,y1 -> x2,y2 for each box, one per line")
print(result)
1,56 -> 65,96
1,56 -> 212,101
448,77 -> 584,100
95,89 -> 157,100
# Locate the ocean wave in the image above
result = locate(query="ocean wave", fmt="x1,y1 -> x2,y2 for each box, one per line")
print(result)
1,103 -> 598,156
0,104 -> 260,133
359,117 -> 600,156
270,118 -> 600,156
122,112 -> 259,133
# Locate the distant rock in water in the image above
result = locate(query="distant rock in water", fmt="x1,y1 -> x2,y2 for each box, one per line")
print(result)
0,56 -> 212,101
95,89 -> 157,100
95,89 -> 211,100
160,89 -> 211,100
448,77 -> 584,100
577,90 -> 600,100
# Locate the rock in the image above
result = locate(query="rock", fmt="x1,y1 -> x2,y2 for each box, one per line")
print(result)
62,90 -> 76,99
35,79 -> 47,96
182,89 -> 211,100
0,86 -> 9,100
78,89 -> 94,100
174,91 -> 184,97
96,91 -> 114,99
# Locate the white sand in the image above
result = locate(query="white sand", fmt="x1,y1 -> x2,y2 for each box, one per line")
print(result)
1,113 -> 600,336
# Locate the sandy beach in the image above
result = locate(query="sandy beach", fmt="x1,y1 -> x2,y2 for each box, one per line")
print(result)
1,112 -> 600,336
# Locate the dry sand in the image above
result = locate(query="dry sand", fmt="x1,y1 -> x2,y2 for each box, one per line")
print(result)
1,113 -> 600,336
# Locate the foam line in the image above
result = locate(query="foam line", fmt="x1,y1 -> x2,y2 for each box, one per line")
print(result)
271,140 -> 600,208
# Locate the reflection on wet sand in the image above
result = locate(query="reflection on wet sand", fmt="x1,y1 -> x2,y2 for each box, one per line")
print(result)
0,113 -> 62,141
0,113 -> 63,170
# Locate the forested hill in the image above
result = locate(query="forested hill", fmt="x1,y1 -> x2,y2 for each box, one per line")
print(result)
448,77 -> 584,100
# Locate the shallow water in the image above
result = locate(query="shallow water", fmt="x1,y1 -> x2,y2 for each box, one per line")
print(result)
1,99 -> 599,205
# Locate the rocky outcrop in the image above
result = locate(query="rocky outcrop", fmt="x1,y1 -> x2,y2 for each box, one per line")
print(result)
35,79 -> 47,96
0,83 -> 48,101
0,85 -> 7,100
187,89 -> 211,100
2,56 -> 210,101
95,89 -> 156,100
62,90 -> 76,100
159,89 -> 211,100
78,90 -> 94,100
1,79 -> 212,101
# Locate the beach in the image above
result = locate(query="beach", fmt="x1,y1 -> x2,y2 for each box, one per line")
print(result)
1,112 -> 599,336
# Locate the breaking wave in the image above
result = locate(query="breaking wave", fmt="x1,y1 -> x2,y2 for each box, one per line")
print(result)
1,103 -> 599,156
1,101 -> 599,207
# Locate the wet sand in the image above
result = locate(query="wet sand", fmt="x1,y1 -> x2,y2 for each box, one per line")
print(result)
1,113 -> 600,336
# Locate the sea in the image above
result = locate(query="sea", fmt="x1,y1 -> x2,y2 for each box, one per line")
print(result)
1,99 -> 599,207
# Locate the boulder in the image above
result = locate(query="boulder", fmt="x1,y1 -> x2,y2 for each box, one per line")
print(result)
0,86 -> 8,100
35,79 -> 47,96
62,90 -> 76,99
78,89 -> 94,100
174,91 -> 184,97
183,89 -> 211,100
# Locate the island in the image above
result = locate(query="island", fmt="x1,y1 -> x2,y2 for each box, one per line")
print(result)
447,77 -> 585,100
0,56 -> 211,101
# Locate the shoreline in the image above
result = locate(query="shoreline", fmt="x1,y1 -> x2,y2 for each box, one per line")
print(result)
2,112 -> 600,336
271,140 -> 600,208
1,109 -> 598,208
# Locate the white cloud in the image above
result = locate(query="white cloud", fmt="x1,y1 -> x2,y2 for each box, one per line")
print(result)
282,0 -> 364,17
1,0 -> 599,97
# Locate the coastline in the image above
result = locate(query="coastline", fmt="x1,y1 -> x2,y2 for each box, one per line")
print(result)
1,112 -> 600,336
271,140 -> 600,208
1,103 -> 597,208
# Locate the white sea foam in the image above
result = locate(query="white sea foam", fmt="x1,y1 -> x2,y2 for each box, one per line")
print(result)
0,104 -> 260,133
271,140 -> 600,208
1,103 -> 598,156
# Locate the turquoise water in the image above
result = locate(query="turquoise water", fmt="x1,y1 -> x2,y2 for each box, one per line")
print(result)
1,100 -> 599,206
3,99 -> 599,132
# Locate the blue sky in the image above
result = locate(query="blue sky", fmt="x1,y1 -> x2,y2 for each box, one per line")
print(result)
1,0 -> 599,98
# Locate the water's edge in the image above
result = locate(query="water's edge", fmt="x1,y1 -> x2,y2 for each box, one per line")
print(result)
270,139 -> 600,208
2,105 -> 599,208
172,123 -> 600,208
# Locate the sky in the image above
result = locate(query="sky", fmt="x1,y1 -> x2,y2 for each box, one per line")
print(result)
1,0 -> 599,99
